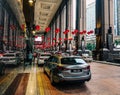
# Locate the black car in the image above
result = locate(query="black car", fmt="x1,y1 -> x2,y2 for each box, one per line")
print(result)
0,58 -> 5,75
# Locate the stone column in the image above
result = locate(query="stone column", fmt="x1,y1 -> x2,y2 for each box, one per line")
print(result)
75,0 -> 86,51
94,0 -> 114,61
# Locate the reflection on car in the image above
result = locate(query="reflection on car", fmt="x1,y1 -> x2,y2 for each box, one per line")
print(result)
43,55 -> 91,85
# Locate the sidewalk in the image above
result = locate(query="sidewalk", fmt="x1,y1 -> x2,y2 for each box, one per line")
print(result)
93,60 -> 120,66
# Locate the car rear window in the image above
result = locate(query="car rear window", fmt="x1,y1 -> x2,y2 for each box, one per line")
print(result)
61,58 -> 86,65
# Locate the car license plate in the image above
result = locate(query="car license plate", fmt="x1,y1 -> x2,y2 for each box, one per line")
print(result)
71,69 -> 82,72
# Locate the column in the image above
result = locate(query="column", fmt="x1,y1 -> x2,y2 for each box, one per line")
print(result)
65,1 -> 69,51
59,10 -> 62,51
94,0 -> 114,61
75,0 -> 86,51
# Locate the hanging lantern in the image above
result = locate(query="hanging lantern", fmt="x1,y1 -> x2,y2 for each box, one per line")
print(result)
73,29 -> 78,34
65,29 -> 69,33
83,30 -> 86,34
68,38 -> 73,40
45,27 -> 50,32
64,38 -> 68,40
47,37 -> 50,40
55,28 -> 60,33
72,31 -> 75,35
53,38 -> 56,40
34,35 -> 38,38
90,30 -> 94,34
35,25 -> 40,31
79,31 -> 83,35
58,38 -> 62,41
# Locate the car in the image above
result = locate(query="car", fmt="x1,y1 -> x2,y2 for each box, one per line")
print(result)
0,58 -> 5,75
43,55 -> 91,85
37,53 -> 51,66
1,52 -> 21,65
81,53 -> 93,62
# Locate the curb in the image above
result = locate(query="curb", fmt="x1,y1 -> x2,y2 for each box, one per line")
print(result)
93,60 -> 120,66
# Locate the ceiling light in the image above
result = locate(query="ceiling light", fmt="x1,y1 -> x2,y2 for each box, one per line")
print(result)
29,0 -> 33,3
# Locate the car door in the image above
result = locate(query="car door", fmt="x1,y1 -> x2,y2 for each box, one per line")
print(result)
44,56 -> 54,75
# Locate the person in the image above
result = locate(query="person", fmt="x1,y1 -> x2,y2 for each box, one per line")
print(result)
28,51 -> 33,65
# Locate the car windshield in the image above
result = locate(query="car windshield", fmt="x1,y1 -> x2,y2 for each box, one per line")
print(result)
61,57 -> 86,65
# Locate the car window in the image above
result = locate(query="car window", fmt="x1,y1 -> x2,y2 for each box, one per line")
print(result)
52,57 -> 58,63
47,56 -> 54,62
61,58 -> 86,65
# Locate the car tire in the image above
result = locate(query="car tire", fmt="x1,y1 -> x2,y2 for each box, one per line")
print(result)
50,72 -> 55,85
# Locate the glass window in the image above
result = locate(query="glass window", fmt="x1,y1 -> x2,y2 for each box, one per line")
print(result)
61,57 -> 86,65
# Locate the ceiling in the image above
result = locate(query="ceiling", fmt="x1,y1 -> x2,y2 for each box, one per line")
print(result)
34,0 -> 62,32
6,0 -> 62,33
6,0 -> 26,26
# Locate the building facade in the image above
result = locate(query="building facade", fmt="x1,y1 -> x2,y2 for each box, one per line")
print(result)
86,2 -> 96,45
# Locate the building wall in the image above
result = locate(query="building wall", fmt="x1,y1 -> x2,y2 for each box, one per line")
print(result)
86,2 -> 96,43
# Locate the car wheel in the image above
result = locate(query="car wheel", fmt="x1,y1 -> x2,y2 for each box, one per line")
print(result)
50,72 -> 55,85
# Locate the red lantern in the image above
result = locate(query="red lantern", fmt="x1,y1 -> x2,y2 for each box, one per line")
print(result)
74,29 -> 78,34
72,31 -> 75,34
58,38 -> 62,41
64,38 -> 68,40
65,29 -> 69,33
83,30 -> 86,34
55,28 -> 60,33
34,35 -> 38,38
68,38 -> 73,40
79,31 -> 83,35
53,38 -> 56,40
45,27 -> 50,32
90,30 -> 94,34
47,37 -> 50,40
35,25 -> 40,31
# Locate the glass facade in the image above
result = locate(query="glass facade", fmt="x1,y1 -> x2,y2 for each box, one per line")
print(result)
86,2 -> 96,43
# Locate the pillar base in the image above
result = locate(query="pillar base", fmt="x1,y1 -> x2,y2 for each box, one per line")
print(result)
92,48 -> 110,61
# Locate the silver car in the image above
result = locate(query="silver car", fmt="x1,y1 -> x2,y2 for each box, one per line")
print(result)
37,53 -> 51,66
43,55 -> 91,85
1,52 -> 21,65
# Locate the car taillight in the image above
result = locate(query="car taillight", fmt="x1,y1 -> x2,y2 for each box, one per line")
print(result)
57,66 -> 69,71
0,54 -> 3,57
84,65 -> 90,70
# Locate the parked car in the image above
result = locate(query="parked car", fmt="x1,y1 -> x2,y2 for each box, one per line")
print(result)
0,58 -> 5,75
43,55 -> 91,85
16,51 -> 24,62
81,53 -> 93,62
37,52 -> 51,66
1,52 -> 21,65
